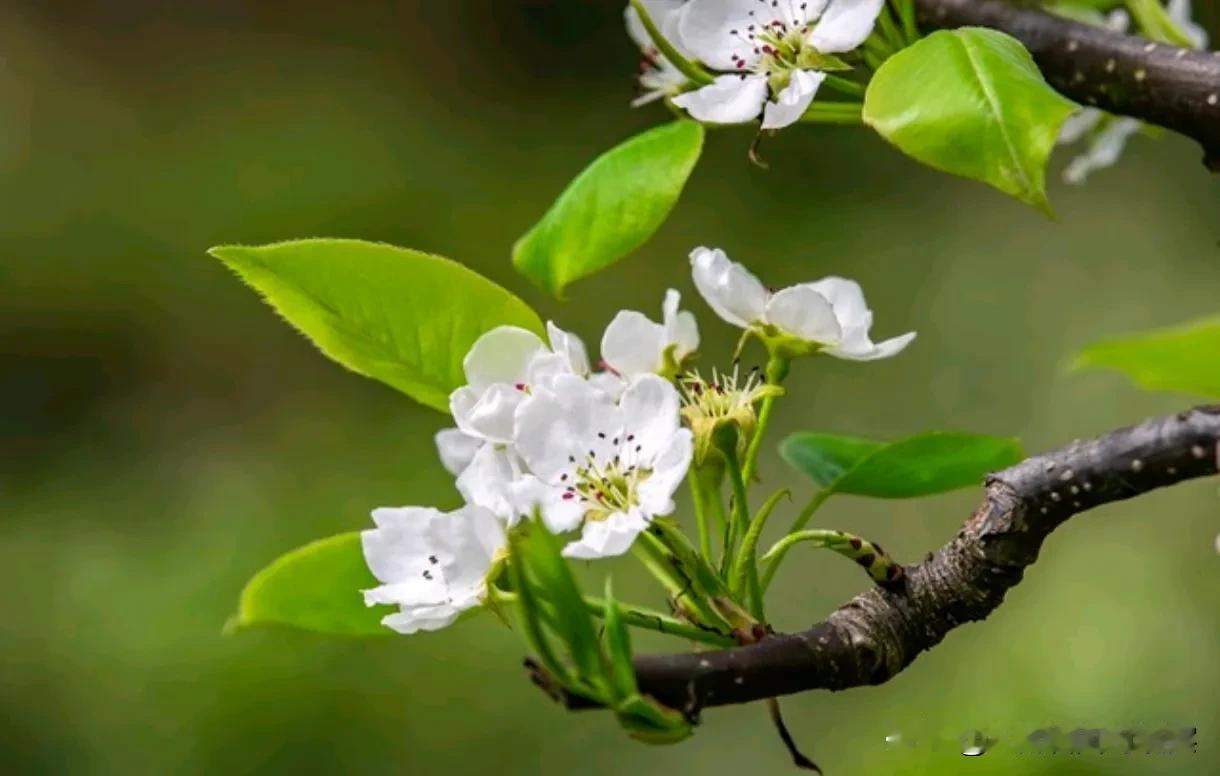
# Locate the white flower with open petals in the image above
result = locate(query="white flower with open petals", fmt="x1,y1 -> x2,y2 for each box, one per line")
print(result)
512,374 -> 692,559
690,246 -> 915,360
625,0 -> 691,106
672,0 -> 883,129
448,323 -> 590,445
601,289 -> 700,379
362,504 -> 506,635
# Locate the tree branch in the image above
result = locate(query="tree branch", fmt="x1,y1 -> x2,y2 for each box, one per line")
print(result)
914,0 -> 1220,170
562,406 -> 1220,712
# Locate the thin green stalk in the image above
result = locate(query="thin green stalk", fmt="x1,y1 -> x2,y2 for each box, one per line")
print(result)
822,74 -> 867,98
729,489 -> 790,601
763,488 -> 833,589
875,2 -> 907,53
761,529 -> 904,591
492,589 -> 734,647
633,531 -> 731,632
583,597 -> 735,647
1125,0 -> 1197,47
719,442 -> 751,577
729,489 -> 789,621
629,0 -> 714,85
687,471 -> 712,562
741,357 -> 790,484
894,0 -> 919,45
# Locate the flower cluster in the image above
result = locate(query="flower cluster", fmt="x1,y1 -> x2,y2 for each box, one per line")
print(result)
362,249 -> 914,634
625,0 -> 886,128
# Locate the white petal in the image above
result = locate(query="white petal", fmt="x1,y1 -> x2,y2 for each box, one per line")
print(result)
809,0 -> 885,54
588,371 -> 628,401
1167,0 -> 1208,48
1104,9 -> 1130,34
514,374 -> 623,481
672,74 -> 769,124
462,326 -> 546,392
826,330 -> 916,361
619,374 -> 682,464
562,509 -> 650,559
526,352 -> 575,393
449,382 -> 522,443
636,428 -> 692,516
601,310 -> 667,377
761,69 -> 825,130
1062,117 -> 1141,185
509,475 -> 585,533
363,506 -> 442,585
662,288 -> 700,358
676,0 -> 762,70
689,246 -> 769,328
625,0 -> 687,50
379,604 -> 462,635
803,275 -> 870,330
434,428 -> 481,476
1057,108 -> 1104,146
764,285 -> 841,344
456,443 -> 519,522
546,321 -> 590,376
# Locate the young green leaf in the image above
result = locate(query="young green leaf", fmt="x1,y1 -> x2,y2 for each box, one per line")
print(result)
227,532 -> 393,637
863,28 -> 1077,214
209,239 -> 544,412
512,121 -> 704,298
600,579 -> 638,701
519,524 -> 606,693
1074,316 -> 1220,398
781,431 -> 1024,499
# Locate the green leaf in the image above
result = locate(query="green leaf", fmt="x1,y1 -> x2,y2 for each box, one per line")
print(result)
209,239 -> 544,411
227,532 -> 393,637
781,431 -> 1024,499
519,524 -> 606,694
512,121 -> 704,297
600,579 -> 638,701
1074,316 -> 1220,398
863,27 -> 1076,214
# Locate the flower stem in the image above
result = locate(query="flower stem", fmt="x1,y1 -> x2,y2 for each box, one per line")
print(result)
628,0 -> 714,86
822,74 -> 867,98
798,102 -> 864,126
729,489 -> 788,621
760,529 -> 904,592
633,531 -> 732,633
893,0 -> 920,45
762,488 -> 833,590
719,441 -> 751,577
491,588 -> 734,647
875,2 -> 907,53
687,470 -> 712,562
741,357 -> 789,485
583,597 -> 735,647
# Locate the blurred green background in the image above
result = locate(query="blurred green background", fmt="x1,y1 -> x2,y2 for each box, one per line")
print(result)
2,2 -> 1218,774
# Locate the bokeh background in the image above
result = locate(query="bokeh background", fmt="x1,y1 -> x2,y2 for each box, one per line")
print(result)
2,2 -> 1218,774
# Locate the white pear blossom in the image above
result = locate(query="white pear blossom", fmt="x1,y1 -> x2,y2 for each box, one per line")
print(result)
512,373 -> 693,559
447,323 -> 590,445
600,289 -> 700,379
672,0 -> 883,129
441,322 -> 592,522
690,246 -> 915,360
362,504 -> 506,634
625,0 -> 691,106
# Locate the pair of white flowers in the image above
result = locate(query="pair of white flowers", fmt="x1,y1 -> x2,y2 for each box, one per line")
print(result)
627,0 -> 886,129
363,248 -> 914,634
